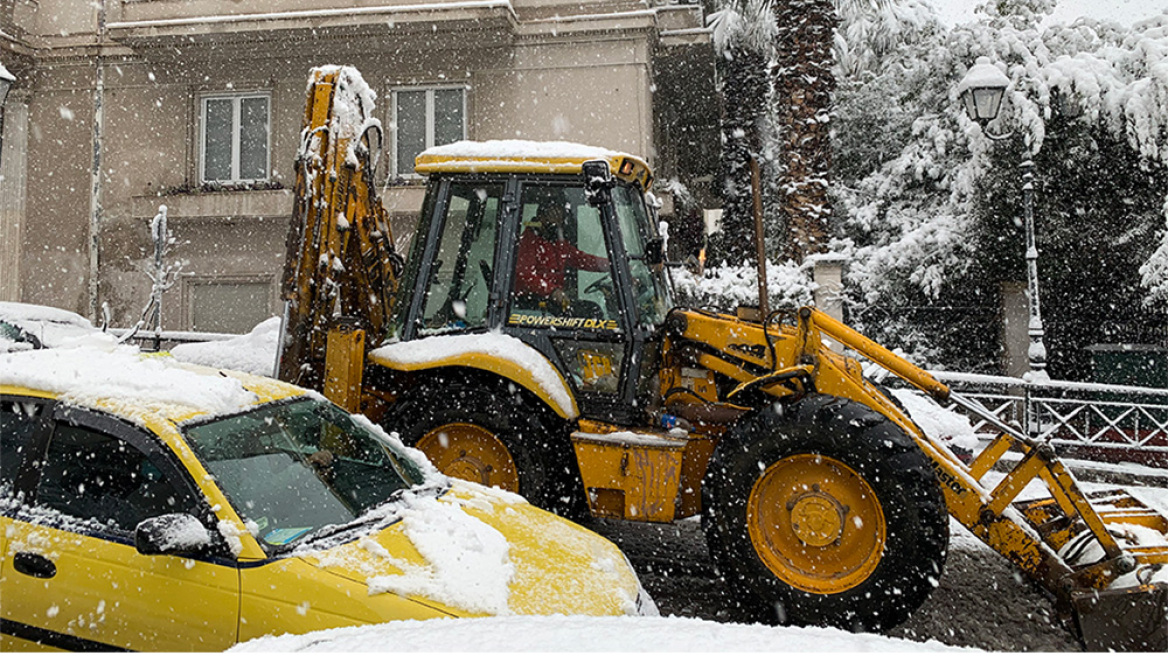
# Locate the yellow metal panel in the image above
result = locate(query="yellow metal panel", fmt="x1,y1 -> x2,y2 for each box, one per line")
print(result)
571,429 -> 684,523
324,326 -> 366,413
447,485 -> 644,616
1,520 -> 238,651
239,556 -> 451,642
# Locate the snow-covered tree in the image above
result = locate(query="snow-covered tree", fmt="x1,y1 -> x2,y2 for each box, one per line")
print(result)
831,2 -> 1168,376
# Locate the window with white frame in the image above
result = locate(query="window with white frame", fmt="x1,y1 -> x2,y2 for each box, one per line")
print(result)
393,87 -> 466,177
201,93 -> 270,184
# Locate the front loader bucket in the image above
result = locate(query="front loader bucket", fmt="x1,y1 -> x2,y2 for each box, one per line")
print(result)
793,308 -> 1168,651
1072,583 -> 1168,651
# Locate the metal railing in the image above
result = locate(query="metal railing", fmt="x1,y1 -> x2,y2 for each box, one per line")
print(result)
929,372 -> 1168,467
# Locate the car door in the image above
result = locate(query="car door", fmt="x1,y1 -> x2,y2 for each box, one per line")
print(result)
1,404 -> 239,651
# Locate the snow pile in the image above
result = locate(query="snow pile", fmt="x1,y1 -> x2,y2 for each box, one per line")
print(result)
170,316 -> 280,376
890,388 -> 981,453
0,346 -> 258,418
364,491 -> 515,616
229,614 -> 972,653
670,259 -> 814,311
0,301 -> 103,350
147,513 -> 213,552
371,333 -> 576,418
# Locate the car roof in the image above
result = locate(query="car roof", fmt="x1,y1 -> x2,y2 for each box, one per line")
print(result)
0,345 -> 306,426
415,139 -> 653,190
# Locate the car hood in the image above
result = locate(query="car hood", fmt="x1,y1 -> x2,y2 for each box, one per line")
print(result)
290,480 -> 650,618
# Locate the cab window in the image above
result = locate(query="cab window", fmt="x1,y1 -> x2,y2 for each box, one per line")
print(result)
510,184 -> 619,330
613,184 -> 671,328
35,423 -> 185,534
418,182 -> 503,335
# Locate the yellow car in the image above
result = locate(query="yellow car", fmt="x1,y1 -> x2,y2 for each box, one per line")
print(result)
0,346 -> 652,651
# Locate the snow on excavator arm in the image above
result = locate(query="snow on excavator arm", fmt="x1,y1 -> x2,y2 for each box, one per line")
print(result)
277,66 -> 401,392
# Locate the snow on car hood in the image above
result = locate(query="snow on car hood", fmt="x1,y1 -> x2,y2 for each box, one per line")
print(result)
294,481 -> 646,618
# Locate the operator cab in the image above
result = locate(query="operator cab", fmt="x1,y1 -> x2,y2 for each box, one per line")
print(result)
391,142 -> 671,423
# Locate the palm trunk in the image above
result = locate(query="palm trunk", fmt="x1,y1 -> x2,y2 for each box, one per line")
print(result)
719,44 -> 770,265
773,0 -> 836,261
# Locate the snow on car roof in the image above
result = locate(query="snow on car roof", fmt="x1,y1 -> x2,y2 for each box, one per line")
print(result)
0,344 -> 302,423
0,301 -> 103,351
421,139 -> 626,162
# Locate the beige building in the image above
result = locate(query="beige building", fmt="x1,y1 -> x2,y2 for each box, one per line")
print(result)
1,0 -> 716,333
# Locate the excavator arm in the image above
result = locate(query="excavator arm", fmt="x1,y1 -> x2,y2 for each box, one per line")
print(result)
277,66 -> 401,392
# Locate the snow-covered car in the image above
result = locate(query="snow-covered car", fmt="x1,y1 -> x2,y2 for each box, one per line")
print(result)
0,346 -> 652,651
0,302 -> 102,352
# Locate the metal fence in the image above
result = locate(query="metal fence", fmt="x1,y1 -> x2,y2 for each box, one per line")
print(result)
929,373 -> 1168,468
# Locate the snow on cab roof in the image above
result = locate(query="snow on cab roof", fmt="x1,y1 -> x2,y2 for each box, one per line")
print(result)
415,139 -> 653,188
0,344 -> 303,423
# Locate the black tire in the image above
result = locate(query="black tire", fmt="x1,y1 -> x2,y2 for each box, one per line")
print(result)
389,377 -> 586,517
703,393 -> 948,632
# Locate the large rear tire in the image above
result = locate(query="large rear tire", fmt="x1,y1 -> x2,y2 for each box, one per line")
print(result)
390,379 -> 586,516
703,394 -> 948,632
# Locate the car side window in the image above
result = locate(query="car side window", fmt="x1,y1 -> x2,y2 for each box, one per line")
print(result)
1,398 -> 47,498
35,423 -> 185,534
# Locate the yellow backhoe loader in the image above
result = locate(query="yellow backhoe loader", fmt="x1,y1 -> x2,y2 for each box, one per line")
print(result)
278,66 -> 1167,650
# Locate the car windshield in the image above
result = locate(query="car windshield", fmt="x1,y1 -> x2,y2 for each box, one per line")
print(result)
184,398 -> 425,551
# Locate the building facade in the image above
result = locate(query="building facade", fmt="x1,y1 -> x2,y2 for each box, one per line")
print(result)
1,0 -> 716,333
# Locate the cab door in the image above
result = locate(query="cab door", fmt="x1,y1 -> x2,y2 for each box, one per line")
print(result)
1,405 -> 239,651
503,181 -> 639,422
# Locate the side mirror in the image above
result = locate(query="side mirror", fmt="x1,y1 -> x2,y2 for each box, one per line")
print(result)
582,159 -> 615,207
135,513 -> 213,556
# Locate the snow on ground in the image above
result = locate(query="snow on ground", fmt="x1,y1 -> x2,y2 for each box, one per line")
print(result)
890,388 -> 980,453
229,614 -> 973,653
169,316 -> 281,376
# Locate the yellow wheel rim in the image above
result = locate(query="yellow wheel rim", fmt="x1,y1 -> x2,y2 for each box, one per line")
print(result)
416,422 -> 520,493
747,454 -> 887,594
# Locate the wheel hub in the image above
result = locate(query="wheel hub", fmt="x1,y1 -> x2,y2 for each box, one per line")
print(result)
789,492 -> 845,547
747,454 -> 887,594
416,422 -> 520,492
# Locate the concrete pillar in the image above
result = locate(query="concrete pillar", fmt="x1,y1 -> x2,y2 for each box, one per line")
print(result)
809,253 -> 847,322
1000,281 -> 1029,378
0,91 -> 29,302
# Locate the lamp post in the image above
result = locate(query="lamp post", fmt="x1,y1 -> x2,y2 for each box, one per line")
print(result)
958,57 -> 1049,384
0,61 -> 14,169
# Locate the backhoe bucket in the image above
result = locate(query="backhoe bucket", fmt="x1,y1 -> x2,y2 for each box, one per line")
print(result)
1072,582 -> 1168,651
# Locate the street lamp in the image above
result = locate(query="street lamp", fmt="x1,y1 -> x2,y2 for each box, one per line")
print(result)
958,56 -> 1050,384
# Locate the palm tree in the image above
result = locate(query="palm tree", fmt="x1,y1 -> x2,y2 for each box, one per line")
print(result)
710,0 -> 774,265
773,0 -> 885,261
